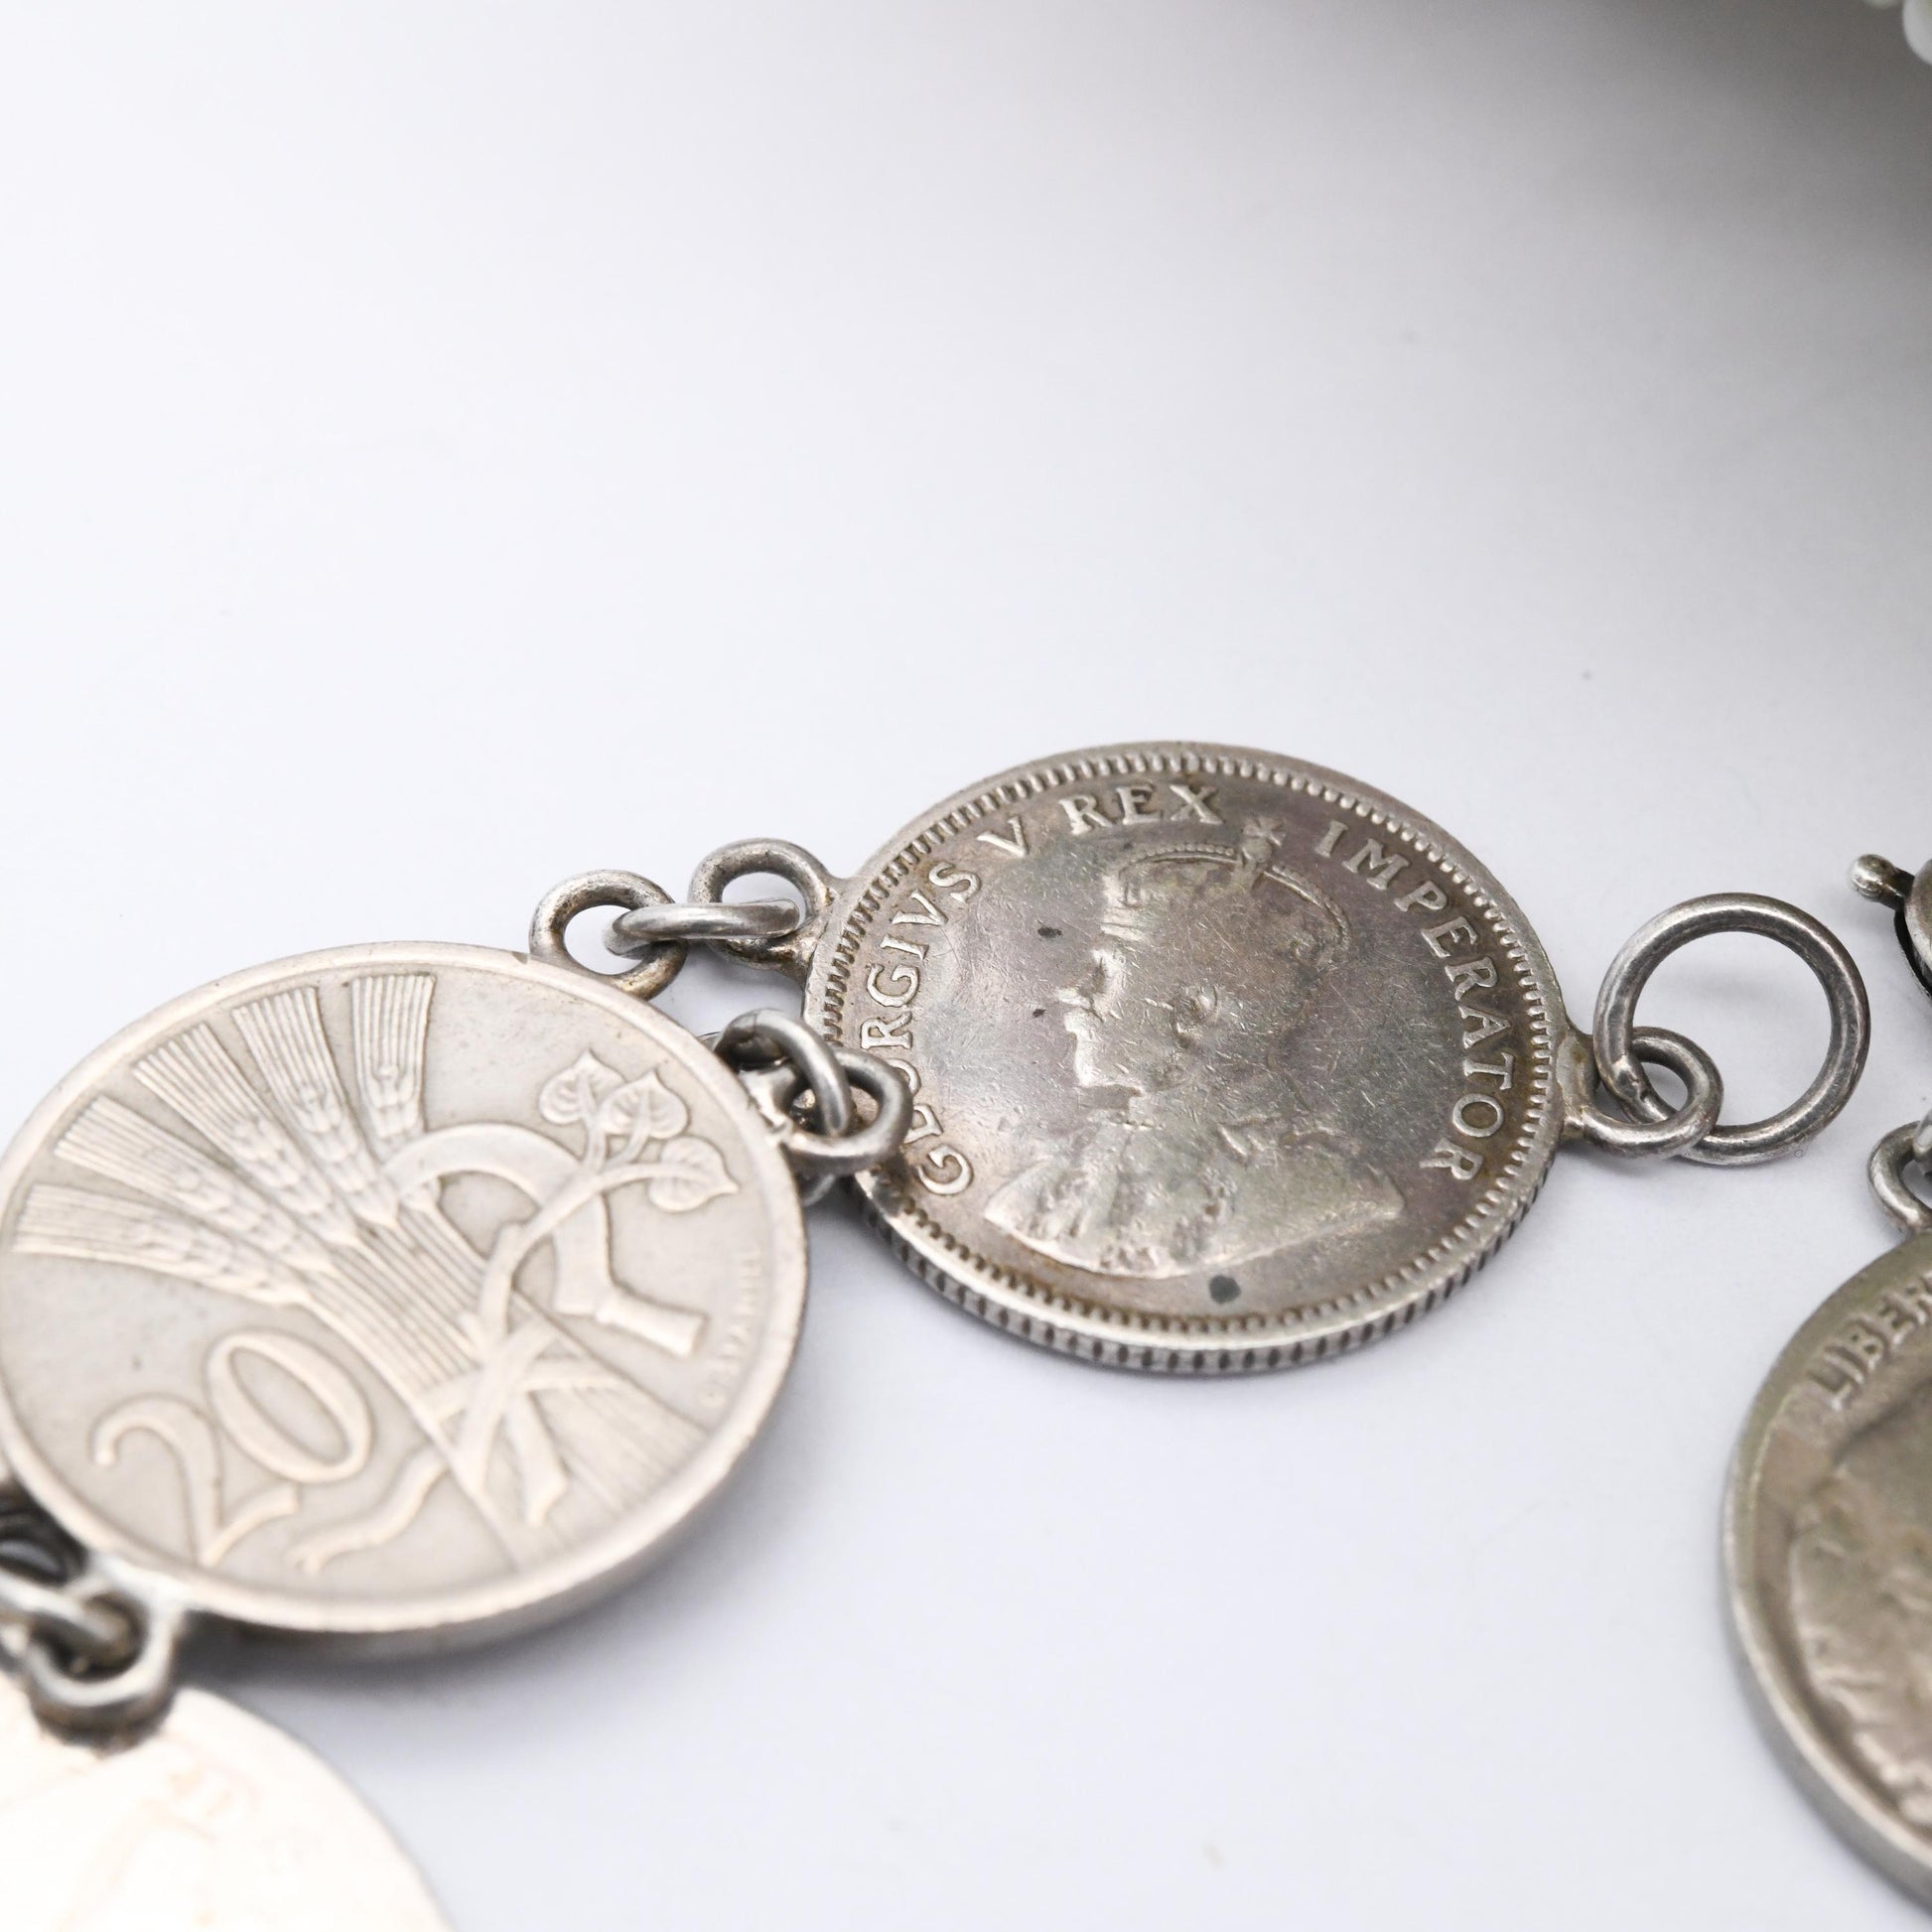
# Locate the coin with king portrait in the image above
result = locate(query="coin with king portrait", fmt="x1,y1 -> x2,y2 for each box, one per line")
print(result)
0,944 -> 805,1644
806,745 -> 1569,1369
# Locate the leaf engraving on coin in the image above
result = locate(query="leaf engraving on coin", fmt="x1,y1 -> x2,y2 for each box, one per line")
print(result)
0,945 -> 806,1642
807,746 -> 1568,1370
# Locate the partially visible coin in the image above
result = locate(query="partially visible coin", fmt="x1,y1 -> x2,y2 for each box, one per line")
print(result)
1726,1229 -> 1932,1904
806,744 -> 1571,1370
0,943 -> 805,1646
0,1675 -> 451,1929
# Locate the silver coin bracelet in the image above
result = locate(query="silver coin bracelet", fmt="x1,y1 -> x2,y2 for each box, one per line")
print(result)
0,740 -> 1877,1922
1726,850 -> 1932,1905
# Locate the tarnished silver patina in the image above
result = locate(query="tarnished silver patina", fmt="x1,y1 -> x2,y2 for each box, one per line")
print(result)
663,743 -> 1870,1371
0,944 -> 810,1647
1725,854 -> 1932,1905
813,749 -> 1570,1368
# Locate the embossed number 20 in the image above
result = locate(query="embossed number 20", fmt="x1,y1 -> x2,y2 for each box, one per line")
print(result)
93,1330 -> 375,1568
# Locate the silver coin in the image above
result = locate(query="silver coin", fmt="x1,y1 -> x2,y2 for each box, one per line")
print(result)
0,944 -> 805,1645
0,1674 -> 450,1929
1726,1230 -> 1932,1904
805,744 -> 1568,1370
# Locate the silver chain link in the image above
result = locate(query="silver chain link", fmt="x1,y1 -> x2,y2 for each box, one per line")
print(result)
528,869 -> 689,1001
1576,896 -> 1862,1167
530,841 -> 841,997
1575,894 -> 1870,1165
1870,1122 -> 1932,1236
711,1008 -> 910,1203
1570,1027 -> 1725,1159
683,840 -> 840,979
0,1488 -> 181,1734
608,897 -> 801,957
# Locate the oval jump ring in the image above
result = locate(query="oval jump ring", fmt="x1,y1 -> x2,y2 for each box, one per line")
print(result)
608,898 -> 802,957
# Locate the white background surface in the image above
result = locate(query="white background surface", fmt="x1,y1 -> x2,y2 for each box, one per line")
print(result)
1,3 -> 1930,1926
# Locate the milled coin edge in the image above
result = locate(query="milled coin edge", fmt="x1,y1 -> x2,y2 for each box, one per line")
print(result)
810,743 -> 1569,1370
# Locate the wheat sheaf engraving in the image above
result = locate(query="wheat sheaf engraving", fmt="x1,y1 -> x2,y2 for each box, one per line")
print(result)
9,973 -> 737,1580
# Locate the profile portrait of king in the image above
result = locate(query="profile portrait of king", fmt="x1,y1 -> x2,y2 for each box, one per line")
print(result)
985,819 -> 1403,1281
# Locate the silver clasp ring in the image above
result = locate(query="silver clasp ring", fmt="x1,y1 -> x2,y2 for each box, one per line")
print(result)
1593,894 -> 1870,1168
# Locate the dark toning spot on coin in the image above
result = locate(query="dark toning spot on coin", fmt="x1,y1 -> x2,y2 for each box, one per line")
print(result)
1036,925 -> 1061,939
1209,1275 -> 1240,1305
1032,1007 -> 1046,1018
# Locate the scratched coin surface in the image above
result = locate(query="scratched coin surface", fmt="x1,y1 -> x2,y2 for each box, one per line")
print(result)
1726,1230 -> 1932,1904
806,744 -> 1568,1369
0,1675 -> 451,1930
0,944 -> 805,1643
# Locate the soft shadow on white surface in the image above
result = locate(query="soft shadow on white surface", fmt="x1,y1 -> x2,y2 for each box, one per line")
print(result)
0,3 -> 1928,1928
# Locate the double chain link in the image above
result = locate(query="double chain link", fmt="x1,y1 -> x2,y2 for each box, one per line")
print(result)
1570,895 -> 1870,1166
529,843 -> 909,1192
539,860 -> 1874,1181
0,1486 -> 182,1733
712,1010 -> 912,1204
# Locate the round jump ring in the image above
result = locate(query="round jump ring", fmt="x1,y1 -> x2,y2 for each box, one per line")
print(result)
713,1010 -> 856,1140
687,840 -> 841,978
1593,894 -> 1870,1168
608,898 -> 802,958
1869,1124 -> 1932,1237
1574,1027 -> 1725,1159
773,1050 -> 911,1183
529,870 -> 685,1001
21,1578 -> 182,1736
